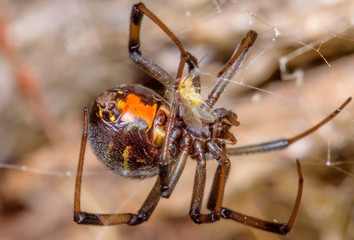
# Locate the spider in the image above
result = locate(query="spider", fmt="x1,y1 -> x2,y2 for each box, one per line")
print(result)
74,2 -> 352,235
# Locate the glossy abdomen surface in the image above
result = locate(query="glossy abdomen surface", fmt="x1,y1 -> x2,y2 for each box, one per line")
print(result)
88,85 -> 169,178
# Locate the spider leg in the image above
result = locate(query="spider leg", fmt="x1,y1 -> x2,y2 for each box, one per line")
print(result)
161,134 -> 191,198
129,52 -> 175,99
221,160 -> 304,235
129,3 -> 201,90
74,107 -> 133,225
160,54 -> 202,195
227,97 -> 352,155
202,30 -> 257,111
190,141 -> 229,223
158,89 -> 179,194
129,2 -> 178,193
127,177 -> 162,225
207,141 -> 230,213
130,3 -> 187,58
74,108 -> 194,225
129,3 -> 202,194
159,55 -> 198,196
129,3 -> 175,101
130,3 -> 197,77
189,140 -> 208,223
73,108 -> 161,225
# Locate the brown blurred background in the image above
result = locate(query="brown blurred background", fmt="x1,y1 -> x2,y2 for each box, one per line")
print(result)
0,0 -> 353,240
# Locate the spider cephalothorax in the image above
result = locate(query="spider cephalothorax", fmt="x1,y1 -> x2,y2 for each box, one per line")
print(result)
74,2 -> 351,234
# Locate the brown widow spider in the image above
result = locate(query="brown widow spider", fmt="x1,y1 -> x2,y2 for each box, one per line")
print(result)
74,2 -> 352,235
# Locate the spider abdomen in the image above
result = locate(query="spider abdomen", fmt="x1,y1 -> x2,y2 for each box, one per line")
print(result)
88,85 -> 170,178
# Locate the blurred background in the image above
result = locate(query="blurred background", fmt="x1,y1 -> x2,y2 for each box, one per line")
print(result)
0,0 -> 353,239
